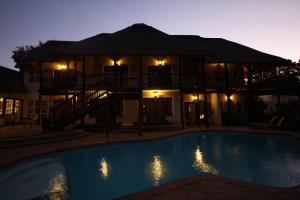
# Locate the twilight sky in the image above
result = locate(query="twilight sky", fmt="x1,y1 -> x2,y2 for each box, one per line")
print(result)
0,0 -> 299,70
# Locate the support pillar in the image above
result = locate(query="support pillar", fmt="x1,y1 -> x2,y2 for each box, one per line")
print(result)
81,56 -> 86,125
201,57 -> 209,128
138,55 -> 143,136
37,62 -> 43,125
195,57 -> 201,127
179,56 -> 185,129
247,65 -> 254,123
224,63 -> 232,126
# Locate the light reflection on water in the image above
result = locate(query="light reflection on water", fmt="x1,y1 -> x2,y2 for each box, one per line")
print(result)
193,145 -> 218,175
99,158 -> 110,179
151,155 -> 165,186
48,172 -> 69,200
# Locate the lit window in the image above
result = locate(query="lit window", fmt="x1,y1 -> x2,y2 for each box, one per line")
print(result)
5,99 -> 13,115
0,98 -> 3,115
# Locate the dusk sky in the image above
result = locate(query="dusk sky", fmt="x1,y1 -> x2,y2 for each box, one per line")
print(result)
0,0 -> 299,70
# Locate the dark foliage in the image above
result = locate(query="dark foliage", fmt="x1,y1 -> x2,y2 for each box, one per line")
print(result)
11,41 -> 43,68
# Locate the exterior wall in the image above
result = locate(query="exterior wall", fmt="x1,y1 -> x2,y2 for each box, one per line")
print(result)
211,93 -> 222,125
117,99 -> 138,124
23,63 -> 40,120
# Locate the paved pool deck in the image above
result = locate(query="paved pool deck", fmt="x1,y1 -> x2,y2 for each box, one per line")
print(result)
0,126 -> 299,199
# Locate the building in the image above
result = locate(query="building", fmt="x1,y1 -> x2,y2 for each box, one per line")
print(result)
0,66 -> 25,126
20,23 -> 288,131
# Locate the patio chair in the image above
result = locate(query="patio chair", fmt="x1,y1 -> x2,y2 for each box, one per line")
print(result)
248,116 -> 278,127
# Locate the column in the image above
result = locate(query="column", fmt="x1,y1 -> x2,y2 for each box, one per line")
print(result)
81,56 -> 86,125
179,55 -> 185,129
201,57 -> 209,128
138,55 -> 143,136
224,63 -> 232,126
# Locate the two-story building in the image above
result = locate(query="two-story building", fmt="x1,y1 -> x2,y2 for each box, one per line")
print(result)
21,23 -> 288,132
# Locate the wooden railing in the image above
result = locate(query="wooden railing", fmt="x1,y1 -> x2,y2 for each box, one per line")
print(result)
41,73 -> 247,92
48,80 -> 109,130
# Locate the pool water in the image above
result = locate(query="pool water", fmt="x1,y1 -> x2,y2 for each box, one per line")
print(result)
1,132 -> 300,200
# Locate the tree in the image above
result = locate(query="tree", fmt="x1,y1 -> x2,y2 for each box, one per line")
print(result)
11,41 -> 43,68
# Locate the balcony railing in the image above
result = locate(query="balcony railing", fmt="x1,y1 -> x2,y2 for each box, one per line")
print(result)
40,72 -> 247,92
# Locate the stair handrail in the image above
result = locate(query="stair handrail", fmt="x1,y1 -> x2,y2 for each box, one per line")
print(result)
49,82 -> 109,124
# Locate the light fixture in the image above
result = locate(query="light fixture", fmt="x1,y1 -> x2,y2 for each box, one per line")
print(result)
192,94 -> 198,101
116,60 -> 121,66
153,90 -> 159,98
58,64 -> 67,70
156,59 -> 165,66
225,95 -> 234,101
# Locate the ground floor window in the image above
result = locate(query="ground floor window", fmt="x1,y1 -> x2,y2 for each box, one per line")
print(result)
1,98 -> 23,123
5,99 -> 14,115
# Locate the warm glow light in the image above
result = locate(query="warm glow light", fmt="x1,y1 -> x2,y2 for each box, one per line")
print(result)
200,114 -> 205,119
225,95 -> 234,101
156,59 -> 165,66
151,155 -> 164,185
193,145 -> 218,174
48,173 -> 68,199
58,64 -> 67,70
116,60 -> 121,66
99,158 -> 110,179
153,90 -> 159,98
192,94 -> 198,101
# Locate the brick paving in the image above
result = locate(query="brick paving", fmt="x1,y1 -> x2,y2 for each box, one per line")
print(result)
119,176 -> 300,200
0,126 -> 300,199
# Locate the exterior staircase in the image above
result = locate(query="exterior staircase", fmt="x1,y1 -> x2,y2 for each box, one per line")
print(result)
45,82 -> 110,131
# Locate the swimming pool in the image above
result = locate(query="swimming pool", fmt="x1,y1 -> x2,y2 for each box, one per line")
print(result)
1,132 -> 300,200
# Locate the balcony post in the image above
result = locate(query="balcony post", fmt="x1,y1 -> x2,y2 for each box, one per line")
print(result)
179,55 -> 185,129
247,64 -> 254,122
201,57 -> 209,128
138,55 -> 143,136
224,62 -> 232,126
195,57 -> 201,127
275,66 -> 281,108
38,62 -> 42,125
65,60 -> 70,100
80,56 -> 86,125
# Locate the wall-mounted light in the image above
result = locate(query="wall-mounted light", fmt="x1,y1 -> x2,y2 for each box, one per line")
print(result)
192,94 -> 198,101
225,95 -> 234,101
153,90 -> 159,98
116,60 -> 121,66
110,58 -> 122,66
58,64 -> 67,70
156,59 -> 165,66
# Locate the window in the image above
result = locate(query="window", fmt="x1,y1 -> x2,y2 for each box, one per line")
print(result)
5,99 -> 13,115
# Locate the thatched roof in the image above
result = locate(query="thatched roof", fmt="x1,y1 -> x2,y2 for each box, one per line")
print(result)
0,66 -> 25,93
26,23 -> 290,64
202,38 -> 288,64
26,41 -> 76,61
